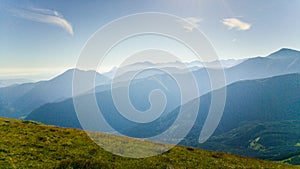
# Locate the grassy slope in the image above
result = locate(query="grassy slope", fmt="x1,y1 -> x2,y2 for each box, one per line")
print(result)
0,117 -> 297,169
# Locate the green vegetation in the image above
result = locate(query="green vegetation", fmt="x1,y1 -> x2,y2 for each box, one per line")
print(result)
0,117 -> 297,168
178,73 -> 300,165
190,120 -> 300,165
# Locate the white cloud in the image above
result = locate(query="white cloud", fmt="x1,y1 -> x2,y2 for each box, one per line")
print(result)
177,17 -> 202,32
9,7 -> 73,35
222,18 -> 251,31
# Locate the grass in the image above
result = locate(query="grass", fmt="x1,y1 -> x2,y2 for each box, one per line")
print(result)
0,117 -> 298,169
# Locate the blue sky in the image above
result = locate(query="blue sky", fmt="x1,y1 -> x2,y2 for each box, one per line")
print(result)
1,0 -> 300,80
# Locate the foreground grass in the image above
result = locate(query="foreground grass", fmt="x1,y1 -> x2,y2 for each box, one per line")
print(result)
0,117 -> 298,168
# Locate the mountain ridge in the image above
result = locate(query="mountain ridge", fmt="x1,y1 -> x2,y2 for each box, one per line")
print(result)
0,69 -> 111,118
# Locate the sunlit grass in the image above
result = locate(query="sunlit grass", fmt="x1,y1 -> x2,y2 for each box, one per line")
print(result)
0,117 -> 297,168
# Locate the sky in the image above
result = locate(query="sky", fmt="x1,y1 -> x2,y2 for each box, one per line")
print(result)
1,0 -> 300,80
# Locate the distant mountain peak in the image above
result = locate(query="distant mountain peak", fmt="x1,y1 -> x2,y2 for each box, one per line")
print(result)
267,48 -> 300,58
279,47 -> 294,51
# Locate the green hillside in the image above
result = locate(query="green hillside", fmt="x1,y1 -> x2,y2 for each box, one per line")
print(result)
180,73 -> 300,164
0,117 -> 297,168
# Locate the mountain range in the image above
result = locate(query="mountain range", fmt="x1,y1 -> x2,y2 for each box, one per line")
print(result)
23,48 -> 300,124
1,48 -> 300,165
1,48 -> 299,118
0,69 -> 110,118
25,71 -> 300,164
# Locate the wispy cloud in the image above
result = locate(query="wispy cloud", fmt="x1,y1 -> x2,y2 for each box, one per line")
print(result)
9,6 -> 73,35
222,18 -> 251,31
177,17 -> 202,32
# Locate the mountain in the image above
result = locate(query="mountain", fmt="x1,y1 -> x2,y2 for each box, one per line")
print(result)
92,73 -> 300,164
104,48 -> 300,99
0,78 -> 33,88
103,59 -> 245,78
103,48 -> 300,86
225,48 -> 300,82
178,73 -> 300,164
26,75 -> 182,131
268,48 -> 300,59
0,117 -> 296,168
0,101 -> 21,118
188,59 -> 246,69
0,69 -> 111,118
